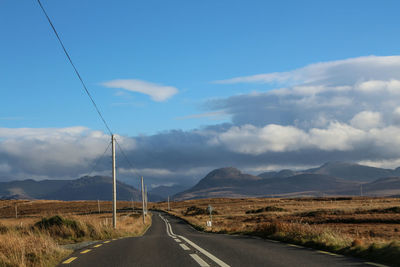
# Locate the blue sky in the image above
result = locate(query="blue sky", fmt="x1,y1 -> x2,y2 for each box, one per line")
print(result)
2,1 -> 400,187
2,0 -> 400,135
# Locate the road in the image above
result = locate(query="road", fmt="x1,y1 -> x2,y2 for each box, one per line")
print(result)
58,211 -> 383,267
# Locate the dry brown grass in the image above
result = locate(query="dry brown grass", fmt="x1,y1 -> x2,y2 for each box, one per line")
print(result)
0,200 -> 151,267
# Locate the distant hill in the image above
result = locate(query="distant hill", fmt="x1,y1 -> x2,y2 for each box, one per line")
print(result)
259,162 -> 400,182
174,163 -> 400,200
149,185 -> 189,200
362,177 -> 400,196
0,179 -> 70,199
0,176 -> 162,201
305,162 -> 400,182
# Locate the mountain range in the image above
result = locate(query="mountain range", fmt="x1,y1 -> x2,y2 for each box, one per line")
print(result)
0,176 -> 162,201
174,162 -> 400,200
2,162 -> 400,201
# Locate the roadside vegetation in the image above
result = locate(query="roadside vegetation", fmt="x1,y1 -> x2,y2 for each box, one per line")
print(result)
156,197 -> 400,266
0,200 -> 151,267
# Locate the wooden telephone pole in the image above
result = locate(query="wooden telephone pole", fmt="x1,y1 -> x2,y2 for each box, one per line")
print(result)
112,135 -> 117,229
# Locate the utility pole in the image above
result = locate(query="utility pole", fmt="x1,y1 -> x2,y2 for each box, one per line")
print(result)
167,196 -> 170,211
145,185 -> 148,215
112,135 -> 117,229
141,176 -> 145,224
15,204 -> 18,219
360,184 -> 363,197
97,199 -> 101,214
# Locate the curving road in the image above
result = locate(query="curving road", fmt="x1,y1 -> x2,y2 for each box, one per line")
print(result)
58,211 -> 384,267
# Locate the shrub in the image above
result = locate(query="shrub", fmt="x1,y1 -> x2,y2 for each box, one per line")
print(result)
184,206 -> 218,216
34,216 -> 85,240
245,206 -> 286,214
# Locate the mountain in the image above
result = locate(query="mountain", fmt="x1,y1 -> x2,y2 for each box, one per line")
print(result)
258,169 -> 299,179
149,185 -> 189,200
174,163 -> 400,200
193,167 -> 261,189
0,179 -> 70,199
174,167 -> 262,200
0,176 -> 162,201
305,162 -> 399,182
362,177 -> 400,196
175,169 -> 361,200
258,161 -> 400,182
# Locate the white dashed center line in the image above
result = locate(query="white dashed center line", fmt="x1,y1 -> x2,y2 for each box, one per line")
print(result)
190,254 -> 210,267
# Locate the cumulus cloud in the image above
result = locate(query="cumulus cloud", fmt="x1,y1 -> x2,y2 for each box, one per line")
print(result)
0,127 -> 134,180
350,111 -> 383,130
102,79 -> 178,102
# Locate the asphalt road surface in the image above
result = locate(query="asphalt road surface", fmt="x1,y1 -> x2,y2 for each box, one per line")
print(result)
58,211 -> 385,267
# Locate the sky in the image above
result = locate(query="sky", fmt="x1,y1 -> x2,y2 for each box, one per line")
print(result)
2,0 -> 400,189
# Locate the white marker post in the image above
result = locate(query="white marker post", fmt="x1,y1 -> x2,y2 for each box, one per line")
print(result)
208,204 -> 213,229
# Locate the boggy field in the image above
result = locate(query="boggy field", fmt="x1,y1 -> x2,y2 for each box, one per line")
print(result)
156,197 -> 400,266
0,200 -> 150,267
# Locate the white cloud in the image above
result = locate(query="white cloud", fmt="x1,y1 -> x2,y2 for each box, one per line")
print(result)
214,55 -> 400,86
0,127 -> 116,178
212,124 -> 309,154
350,111 -> 383,130
102,79 -> 178,102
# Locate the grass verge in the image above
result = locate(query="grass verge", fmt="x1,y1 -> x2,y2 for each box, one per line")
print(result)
0,213 -> 151,267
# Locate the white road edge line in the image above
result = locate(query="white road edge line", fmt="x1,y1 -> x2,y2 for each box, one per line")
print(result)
365,262 -> 390,267
180,244 -> 190,250
190,254 -> 210,267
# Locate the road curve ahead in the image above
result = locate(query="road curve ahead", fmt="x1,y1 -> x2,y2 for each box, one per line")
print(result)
58,212 -> 382,267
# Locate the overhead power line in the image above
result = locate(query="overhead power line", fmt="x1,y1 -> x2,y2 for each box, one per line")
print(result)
86,141 -> 112,177
36,0 -> 113,136
37,0 -> 145,183
115,139 -> 143,179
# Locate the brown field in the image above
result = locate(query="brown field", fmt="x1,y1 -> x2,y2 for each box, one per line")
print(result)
155,197 -> 400,266
0,200 -> 150,267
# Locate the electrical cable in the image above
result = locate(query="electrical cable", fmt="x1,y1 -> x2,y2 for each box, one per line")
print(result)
37,0 -> 146,182
115,139 -> 143,179
86,141 -> 112,177
36,0 -> 113,136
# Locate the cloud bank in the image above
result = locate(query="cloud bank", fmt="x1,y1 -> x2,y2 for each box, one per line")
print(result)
3,56 -> 400,187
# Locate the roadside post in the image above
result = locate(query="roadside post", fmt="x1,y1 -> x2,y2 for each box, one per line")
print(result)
207,204 -> 213,229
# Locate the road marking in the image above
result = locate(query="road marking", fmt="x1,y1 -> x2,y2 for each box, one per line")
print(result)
365,262 -> 390,267
317,250 -> 342,257
104,241 -> 110,243
168,222 -> 176,237
93,244 -> 102,248
80,249 -> 91,254
178,235 -> 230,267
190,254 -> 210,267
288,244 -> 303,248
62,257 -> 77,264
174,238 -> 181,242
161,214 -> 230,267
180,244 -> 190,250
